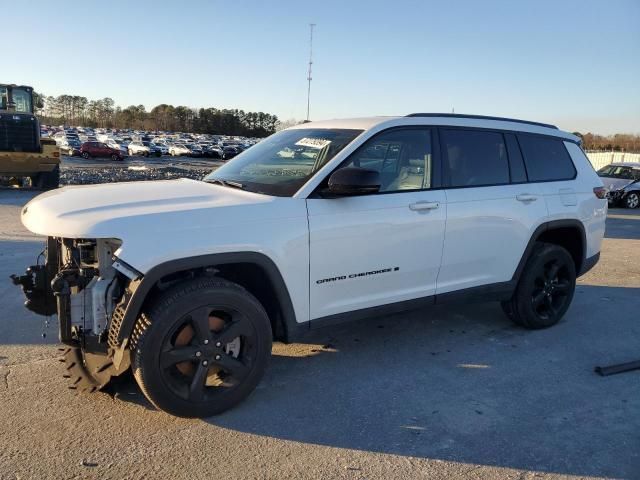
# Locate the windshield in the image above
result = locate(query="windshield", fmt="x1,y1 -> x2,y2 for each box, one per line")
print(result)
204,128 -> 362,196
0,87 -> 6,110
598,165 -> 640,180
11,88 -> 33,113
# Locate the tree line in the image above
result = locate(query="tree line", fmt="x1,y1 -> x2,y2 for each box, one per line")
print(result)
575,132 -> 640,153
34,93 -> 280,137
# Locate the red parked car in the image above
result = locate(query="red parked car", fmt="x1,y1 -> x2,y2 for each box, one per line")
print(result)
80,141 -> 124,161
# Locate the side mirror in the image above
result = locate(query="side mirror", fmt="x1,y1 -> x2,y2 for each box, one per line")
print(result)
327,167 -> 381,196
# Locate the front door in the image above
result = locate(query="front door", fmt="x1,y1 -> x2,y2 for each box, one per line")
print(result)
307,127 -> 446,321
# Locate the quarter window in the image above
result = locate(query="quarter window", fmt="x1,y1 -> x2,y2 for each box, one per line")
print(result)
442,129 -> 509,187
518,135 -> 576,182
341,129 -> 433,192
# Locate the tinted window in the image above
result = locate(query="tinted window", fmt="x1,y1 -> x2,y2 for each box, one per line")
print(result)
341,128 -> 433,192
504,133 -> 527,183
518,135 -> 575,182
597,165 -> 640,180
442,129 -> 509,187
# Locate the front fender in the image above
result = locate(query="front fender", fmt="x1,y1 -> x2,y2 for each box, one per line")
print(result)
112,251 -> 301,348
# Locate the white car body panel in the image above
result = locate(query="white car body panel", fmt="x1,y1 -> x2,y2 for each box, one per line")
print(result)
436,183 -> 548,294
307,190 -> 446,319
559,142 -> 606,259
21,179 -> 311,322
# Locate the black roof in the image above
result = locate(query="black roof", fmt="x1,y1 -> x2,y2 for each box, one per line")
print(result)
405,113 -> 558,130
0,84 -> 33,90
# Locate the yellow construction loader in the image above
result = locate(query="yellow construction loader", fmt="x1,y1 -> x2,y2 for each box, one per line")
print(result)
0,84 -> 59,189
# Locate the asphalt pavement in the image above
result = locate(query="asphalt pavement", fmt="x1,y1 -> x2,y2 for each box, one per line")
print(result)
0,189 -> 638,480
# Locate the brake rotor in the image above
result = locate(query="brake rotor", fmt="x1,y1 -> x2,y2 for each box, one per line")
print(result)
173,312 -> 241,386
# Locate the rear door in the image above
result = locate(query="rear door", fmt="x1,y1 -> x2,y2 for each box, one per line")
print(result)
307,127 -> 446,320
437,128 -> 548,294
517,134 -> 579,219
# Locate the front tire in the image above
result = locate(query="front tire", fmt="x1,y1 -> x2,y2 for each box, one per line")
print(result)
132,278 -> 272,418
502,242 -> 576,329
625,192 -> 639,209
82,152 -> 90,159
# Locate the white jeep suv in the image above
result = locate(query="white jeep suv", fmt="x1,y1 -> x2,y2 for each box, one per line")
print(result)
13,114 -> 606,417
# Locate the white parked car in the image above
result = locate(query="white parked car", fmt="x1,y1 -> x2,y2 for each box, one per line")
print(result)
128,141 -> 151,157
13,113 -> 606,418
169,144 -> 191,156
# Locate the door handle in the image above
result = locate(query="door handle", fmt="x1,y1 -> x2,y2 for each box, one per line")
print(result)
516,194 -> 538,202
409,201 -> 439,211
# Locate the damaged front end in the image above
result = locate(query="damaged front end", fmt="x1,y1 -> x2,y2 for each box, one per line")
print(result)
11,237 -> 141,383
10,237 -> 58,317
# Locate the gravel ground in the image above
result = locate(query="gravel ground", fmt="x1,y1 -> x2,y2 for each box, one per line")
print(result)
60,155 -> 221,185
0,154 -> 222,188
0,188 -> 639,480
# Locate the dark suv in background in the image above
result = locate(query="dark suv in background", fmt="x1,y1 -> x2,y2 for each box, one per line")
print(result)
80,141 -> 125,161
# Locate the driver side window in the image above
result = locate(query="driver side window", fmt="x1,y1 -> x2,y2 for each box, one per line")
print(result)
342,128 -> 432,192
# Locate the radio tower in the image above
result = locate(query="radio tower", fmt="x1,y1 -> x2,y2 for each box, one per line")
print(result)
306,23 -> 316,122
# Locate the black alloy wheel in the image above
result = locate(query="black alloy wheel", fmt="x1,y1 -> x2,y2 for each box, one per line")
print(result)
502,242 -> 576,329
132,278 -> 272,417
158,305 -> 257,403
530,258 -> 572,321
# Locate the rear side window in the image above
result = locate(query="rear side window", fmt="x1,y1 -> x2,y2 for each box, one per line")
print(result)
442,129 -> 509,187
518,135 -> 576,182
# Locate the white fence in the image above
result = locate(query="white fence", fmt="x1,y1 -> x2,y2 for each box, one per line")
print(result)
586,152 -> 640,170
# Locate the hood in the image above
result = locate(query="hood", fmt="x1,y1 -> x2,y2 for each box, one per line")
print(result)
21,178 -> 295,239
600,177 -> 637,191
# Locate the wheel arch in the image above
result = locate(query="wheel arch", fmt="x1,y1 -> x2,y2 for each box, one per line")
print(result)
114,252 -> 300,348
513,219 -> 587,283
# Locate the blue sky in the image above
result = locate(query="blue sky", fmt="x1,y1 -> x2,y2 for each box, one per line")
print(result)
9,0 -> 640,134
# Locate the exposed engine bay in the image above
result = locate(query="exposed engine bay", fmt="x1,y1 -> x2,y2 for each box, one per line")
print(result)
12,237 -> 135,346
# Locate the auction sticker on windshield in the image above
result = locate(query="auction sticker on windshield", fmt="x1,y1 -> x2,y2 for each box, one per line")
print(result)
295,138 -> 332,149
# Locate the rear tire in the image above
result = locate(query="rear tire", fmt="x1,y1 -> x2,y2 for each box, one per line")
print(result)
502,242 -> 576,329
625,192 -> 639,209
82,152 -> 90,159
132,277 -> 272,418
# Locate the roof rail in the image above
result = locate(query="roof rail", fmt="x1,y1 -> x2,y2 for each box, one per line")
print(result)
405,113 -> 558,130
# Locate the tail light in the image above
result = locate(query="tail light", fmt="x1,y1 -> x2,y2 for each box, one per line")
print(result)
593,186 -> 608,199
53,151 -> 60,158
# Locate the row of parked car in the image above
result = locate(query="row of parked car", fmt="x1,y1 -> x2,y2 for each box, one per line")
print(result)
44,126 -> 259,161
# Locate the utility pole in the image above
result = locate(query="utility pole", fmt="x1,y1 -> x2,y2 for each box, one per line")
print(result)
306,23 -> 316,122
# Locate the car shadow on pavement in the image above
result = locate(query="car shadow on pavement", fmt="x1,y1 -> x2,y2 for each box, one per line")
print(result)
109,285 -> 640,478
605,208 -> 640,240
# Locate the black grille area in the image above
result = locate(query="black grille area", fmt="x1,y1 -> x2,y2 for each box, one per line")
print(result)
0,114 -> 39,152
